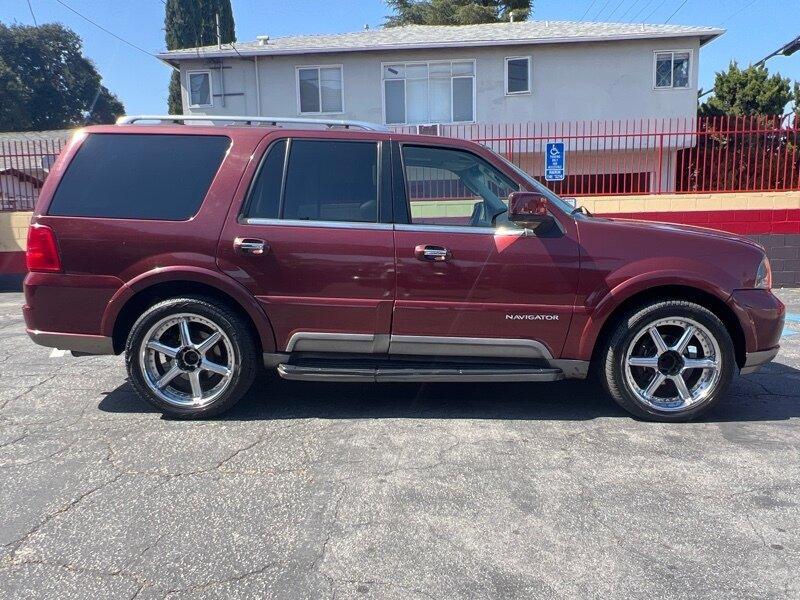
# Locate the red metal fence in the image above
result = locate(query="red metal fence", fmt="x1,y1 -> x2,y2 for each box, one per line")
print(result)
1,116 -> 799,212
0,138 -> 67,211
397,114 -> 800,197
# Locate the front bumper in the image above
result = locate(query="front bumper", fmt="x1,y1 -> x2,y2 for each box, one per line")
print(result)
741,346 -> 780,375
728,289 -> 785,372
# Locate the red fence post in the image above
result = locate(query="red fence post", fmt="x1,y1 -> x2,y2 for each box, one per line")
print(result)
656,130 -> 665,194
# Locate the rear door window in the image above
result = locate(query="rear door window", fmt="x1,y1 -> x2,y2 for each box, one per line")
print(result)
282,140 -> 378,223
48,133 -> 230,220
243,140 -> 287,220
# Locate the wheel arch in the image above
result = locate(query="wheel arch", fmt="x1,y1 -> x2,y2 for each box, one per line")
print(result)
587,285 -> 747,370
104,268 -> 276,355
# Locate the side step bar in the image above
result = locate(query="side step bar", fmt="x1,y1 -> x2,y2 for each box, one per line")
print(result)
277,364 -> 564,383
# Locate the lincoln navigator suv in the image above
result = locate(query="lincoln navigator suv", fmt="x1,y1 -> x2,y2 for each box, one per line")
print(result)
23,116 -> 785,422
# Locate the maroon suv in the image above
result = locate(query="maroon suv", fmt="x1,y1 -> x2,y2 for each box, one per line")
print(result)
23,116 -> 785,422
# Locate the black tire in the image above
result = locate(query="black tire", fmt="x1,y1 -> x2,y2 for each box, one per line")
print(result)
125,296 -> 258,419
600,300 -> 736,422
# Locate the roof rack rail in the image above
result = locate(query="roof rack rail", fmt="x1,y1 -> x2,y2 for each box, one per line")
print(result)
116,114 -> 389,132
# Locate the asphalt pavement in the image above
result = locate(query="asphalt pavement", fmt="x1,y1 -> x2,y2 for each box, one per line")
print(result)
1,290 -> 799,599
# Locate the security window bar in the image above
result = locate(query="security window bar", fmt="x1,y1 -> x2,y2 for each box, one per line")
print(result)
383,60 -> 475,125
297,66 -> 344,114
188,71 -> 212,107
655,51 -> 690,89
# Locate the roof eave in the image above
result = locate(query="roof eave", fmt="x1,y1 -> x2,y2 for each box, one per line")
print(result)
156,28 -> 726,61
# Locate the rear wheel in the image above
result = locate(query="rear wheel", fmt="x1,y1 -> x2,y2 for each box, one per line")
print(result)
601,300 -> 736,422
126,297 -> 257,419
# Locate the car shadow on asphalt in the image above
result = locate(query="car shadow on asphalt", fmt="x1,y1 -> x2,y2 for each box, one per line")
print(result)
98,362 -> 800,423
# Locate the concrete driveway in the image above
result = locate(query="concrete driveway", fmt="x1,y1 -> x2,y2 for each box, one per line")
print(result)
1,290 -> 798,599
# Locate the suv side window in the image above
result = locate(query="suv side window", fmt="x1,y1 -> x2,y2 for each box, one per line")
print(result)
245,140 -> 287,220
285,140 -> 378,223
244,139 -> 379,223
48,133 -> 230,221
400,144 -> 519,228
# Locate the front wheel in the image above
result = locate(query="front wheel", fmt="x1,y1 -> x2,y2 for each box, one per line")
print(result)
600,300 -> 736,422
125,297 -> 258,419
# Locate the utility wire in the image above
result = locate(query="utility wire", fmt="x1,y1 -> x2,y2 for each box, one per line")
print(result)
52,0 -> 157,60
26,0 -> 37,25
618,0 -> 641,21
579,0 -> 599,21
629,0 -> 655,22
664,0 -> 689,23
643,0 -> 670,21
606,0 -> 629,20
720,0 -> 757,25
592,0 -> 613,21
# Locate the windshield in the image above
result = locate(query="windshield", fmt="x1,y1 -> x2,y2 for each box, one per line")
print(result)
494,152 -> 575,215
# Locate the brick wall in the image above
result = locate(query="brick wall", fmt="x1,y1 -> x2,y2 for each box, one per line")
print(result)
749,234 -> 800,288
0,211 -> 30,253
2,196 -> 800,286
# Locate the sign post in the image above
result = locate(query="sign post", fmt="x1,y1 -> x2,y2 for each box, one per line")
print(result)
545,142 -> 566,182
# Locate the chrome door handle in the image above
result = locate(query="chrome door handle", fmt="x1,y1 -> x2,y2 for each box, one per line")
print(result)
415,245 -> 451,262
234,237 -> 267,255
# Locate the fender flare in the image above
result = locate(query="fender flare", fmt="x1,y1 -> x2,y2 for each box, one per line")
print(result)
575,270 -> 735,360
101,266 -> 277,353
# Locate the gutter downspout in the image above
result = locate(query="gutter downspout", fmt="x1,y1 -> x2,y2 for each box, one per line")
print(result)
254,56 -> 262,116
218,60 -> 226,108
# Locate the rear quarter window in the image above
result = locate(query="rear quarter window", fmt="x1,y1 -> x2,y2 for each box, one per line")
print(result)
48,133 -> 230,220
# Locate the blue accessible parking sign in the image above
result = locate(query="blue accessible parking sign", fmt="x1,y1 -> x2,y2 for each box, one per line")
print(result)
545,142 -> 566,182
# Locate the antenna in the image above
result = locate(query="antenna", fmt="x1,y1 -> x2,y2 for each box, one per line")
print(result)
215,13 -> 221,50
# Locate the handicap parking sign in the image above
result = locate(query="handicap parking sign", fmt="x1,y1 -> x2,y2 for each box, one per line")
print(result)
545,142 -> 565,182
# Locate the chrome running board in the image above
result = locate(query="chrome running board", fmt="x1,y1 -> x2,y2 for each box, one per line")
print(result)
277,364 -> 564,383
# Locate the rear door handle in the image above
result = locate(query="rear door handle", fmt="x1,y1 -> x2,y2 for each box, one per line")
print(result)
415,245 -> 451,262
234,237 -> 267,255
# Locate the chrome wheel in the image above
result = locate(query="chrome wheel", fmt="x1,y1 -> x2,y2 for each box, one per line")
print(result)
139,313 -> 235,408
624,317 -> 721,413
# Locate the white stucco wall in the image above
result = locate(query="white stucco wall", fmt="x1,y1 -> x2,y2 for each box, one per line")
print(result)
177,36 -> 702,126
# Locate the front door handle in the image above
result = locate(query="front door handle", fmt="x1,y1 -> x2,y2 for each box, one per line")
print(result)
415,245 -> 451,262
234,237 -> 267,255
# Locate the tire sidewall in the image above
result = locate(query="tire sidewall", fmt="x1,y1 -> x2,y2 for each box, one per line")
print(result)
125,297 -> 256,419
607,302 -> 736,422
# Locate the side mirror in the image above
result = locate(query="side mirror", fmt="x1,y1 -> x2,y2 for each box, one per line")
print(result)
508,192 -> 554,225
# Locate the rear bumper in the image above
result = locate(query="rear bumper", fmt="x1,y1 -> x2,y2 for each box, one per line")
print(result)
23,271 -> 123,353
741,346 -> 780,375
26,329 -> 115,355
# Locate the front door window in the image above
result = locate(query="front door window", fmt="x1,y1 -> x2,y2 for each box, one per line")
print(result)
400,145 -> 519,228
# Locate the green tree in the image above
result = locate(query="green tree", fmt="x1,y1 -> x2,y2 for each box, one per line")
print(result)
386,0 -> 532,26
700,62 -> 798,116
0,57 -> 29,131
164,0 -> 236,113
0,23 -> 124,131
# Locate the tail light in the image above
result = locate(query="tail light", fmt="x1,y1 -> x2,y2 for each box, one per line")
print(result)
26,224 -> 62,273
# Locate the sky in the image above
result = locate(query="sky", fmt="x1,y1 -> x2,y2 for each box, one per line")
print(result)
1,0 -> 799,115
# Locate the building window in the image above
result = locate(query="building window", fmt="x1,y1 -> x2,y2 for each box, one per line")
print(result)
654,51 -> 691,89
382,60 -> 475,125
505,57 -> 530,94
297,66 -> 344,114
187,71 -> 212,107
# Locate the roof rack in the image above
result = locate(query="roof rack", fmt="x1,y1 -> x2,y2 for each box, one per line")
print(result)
116,114 -> 389,132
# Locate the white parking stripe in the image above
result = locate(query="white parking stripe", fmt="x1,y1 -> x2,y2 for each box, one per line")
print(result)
49,348 -> 67,358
